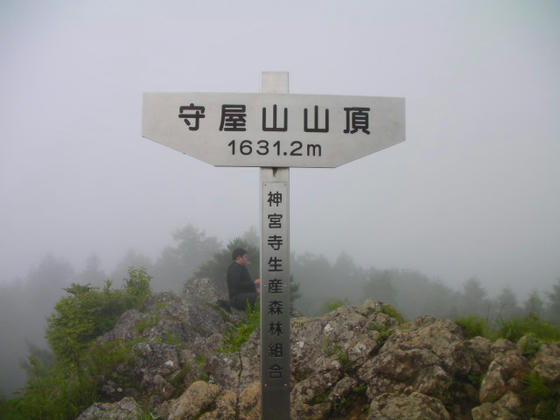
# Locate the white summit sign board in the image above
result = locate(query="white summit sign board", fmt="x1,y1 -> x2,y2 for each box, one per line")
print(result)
142,92 -> 405,167
142,73 -> 405,420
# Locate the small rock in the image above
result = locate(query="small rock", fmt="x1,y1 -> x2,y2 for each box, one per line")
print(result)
168,381 -> 222,420
368,392 -> 451,420
76,396 -> 143,420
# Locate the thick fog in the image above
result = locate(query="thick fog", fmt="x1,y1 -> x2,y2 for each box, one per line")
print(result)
1,0 -> 559,396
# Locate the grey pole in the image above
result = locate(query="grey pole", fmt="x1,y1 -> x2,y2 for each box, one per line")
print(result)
260,71 -> 291,420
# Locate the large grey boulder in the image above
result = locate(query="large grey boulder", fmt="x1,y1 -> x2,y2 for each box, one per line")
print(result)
94,278 -> 247,409
479,348 -> 528,403
76,396 -> 143,420
471,391 -> 523,420
167,381 -> 223,420
357,316 -> 475,399
533,342 -> 560,384
368,392 -> 451,420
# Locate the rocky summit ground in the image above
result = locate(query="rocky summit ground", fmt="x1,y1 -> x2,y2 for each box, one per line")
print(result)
76,278 -> 560,420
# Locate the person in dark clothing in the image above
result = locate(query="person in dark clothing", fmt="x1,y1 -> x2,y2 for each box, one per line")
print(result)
227,248 -> 260,310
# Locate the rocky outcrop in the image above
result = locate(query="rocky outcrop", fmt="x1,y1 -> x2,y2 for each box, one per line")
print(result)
471,391 -> 523,420
533,342 -> 560,384
479,344 -> 528,403
76,396 -> 143,420
368,392 -> 451,420
77,278 -> 560,419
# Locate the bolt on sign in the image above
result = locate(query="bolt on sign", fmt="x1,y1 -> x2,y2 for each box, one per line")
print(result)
142,72 -> 405,420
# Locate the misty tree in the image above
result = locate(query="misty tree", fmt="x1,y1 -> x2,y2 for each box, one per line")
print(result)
292,253 -> 334,316
111,249 -> 152,286
75,254 -> 106,288
152,225 -> 221,292
23,255 -> 76,341
289,274 -> 301,307
240,225 -> 259,248
0,280 -> 28,396
194,237 -> 259,295
523,290 -> 544,318
19,340 -> 54,379
547,278 -> 560,324
495,286 -> 521,320
331,252 -> 367,303
363,270 -> 397,306
0,255 -> 75,397
460,277 -> 489,317
376,269 -> 433,319
420,279 -> 459,319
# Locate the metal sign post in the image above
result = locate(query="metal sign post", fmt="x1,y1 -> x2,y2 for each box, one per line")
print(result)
260,72 -> 291,420
141,73 -> 405,420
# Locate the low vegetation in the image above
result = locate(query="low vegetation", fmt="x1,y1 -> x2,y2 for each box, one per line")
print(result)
219,302 -> 260,354
497,315 -> 560,343
455,316 -> 494,340
2,250 -> 559,419
523,371 -> 559,418
455,314 -> 560,343
380,304 -> 406,325
321,299 -> 349,314
0,267 -> 152,420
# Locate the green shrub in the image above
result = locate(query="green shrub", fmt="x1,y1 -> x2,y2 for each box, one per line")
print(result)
497,315 -> 560,343
321,299 -> 348,314
3,267 -> 152,420
467,373 -> 484,389
336,347 -> 351,373
380,304 -> 405,324
522,371 -> 559,418
134,315 -> 160,335
455,316 -> 492,339
1,360 -> 94,419
1,338 -> 140,420
165,332 -> 182,346
353,383 -> 367,394
86,340 -> 134,379
219,302 -> 260,354
46,267 -> 151,365
123,266 -> 152,307
1,339 -> 139,420
378,326 -> 393,345
169,364 -> 191,398
311,393 -> 328,405
519,333 -> 542,358
524,371 -> 552,400
455,314 -> 560,344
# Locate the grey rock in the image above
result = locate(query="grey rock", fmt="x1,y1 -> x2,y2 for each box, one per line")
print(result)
357,316 -> 475,399
98,309 -> 143,343
465,336 -> 493,377
479,350 -> 528,403
368,392 -> 451,420
533,342 -> 560,384
472,391 -> 523,420
76,396 -> 143,420
168,380 -> 222,420
491,338 -> 516,355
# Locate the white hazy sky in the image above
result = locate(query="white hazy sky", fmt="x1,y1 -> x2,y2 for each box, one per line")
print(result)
1,0 -> 559,296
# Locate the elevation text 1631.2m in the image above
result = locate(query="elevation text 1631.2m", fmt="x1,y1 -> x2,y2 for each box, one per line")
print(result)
227,139 -> 322,157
